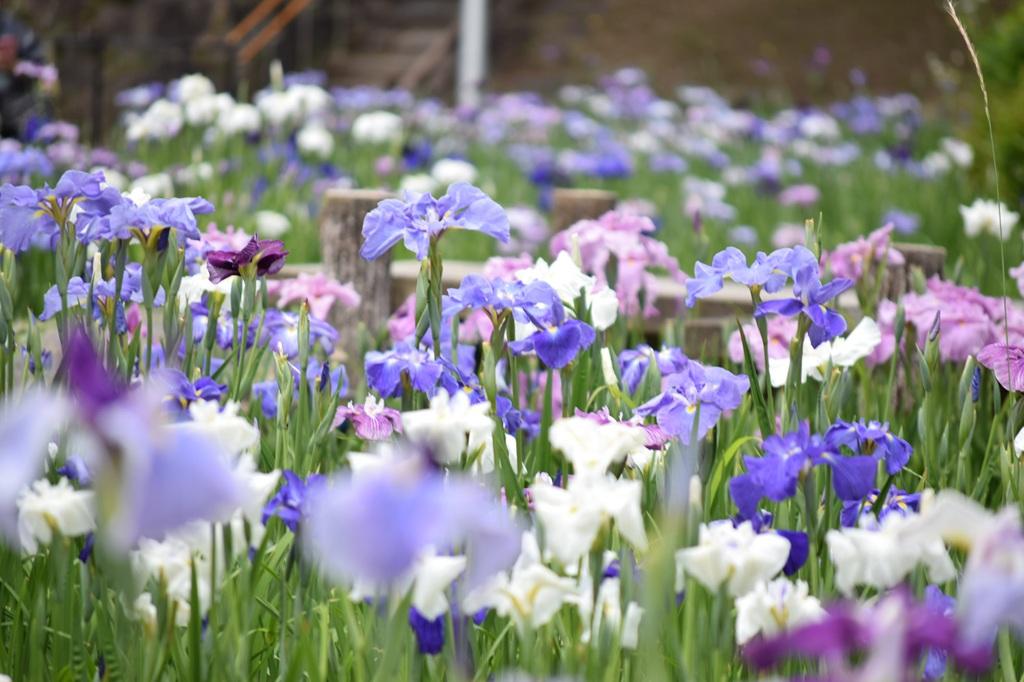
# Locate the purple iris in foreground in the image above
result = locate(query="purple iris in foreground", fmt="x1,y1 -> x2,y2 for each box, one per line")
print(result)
409,608 -> 445,655
360,183 -> 509,261
744,588 -> 992,679
303,456 -> 519,587
207,235 -> 289,283
756,261 -> 853,348
977,342 -> 1024,392
508,309 -> 596,369
635,359 -> 749,444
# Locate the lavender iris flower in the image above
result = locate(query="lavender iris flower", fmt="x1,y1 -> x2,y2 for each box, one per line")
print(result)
685,246 -> 811,308
619,345 -> 691,394
635,360 -> 749,444
207,235 -> 289,283
0,170 -> 104,251
443,274 -> 562,326
262,471 -> 325,532
262,309 -> 338,358
86,195 -> 215,244
303,458 -> 519,587
360,183 -> 510,261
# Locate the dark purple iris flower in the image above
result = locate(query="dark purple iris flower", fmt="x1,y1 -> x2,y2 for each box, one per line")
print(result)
409,608 -> 445,655
207,235 -> 289,283
744,588 -> 992,679
262,470 -> 325,532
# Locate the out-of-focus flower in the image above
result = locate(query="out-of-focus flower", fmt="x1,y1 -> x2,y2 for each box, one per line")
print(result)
16,478 -> 95,554
735,577 -> 824,645
463,531 -> 576,632
822,224 -> 905,282
431,158 -> 477,186
960,199 -> 1019,240
351,110 -> 403,144
402,389 -> 493,465
253,210 -> 291,239
676,520 -> 791,597
296,123 -> 335,159
303,456 -> 519,587
267,272 -> 360,320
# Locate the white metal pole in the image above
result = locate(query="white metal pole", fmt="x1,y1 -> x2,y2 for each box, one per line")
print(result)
457,0 -> 487,108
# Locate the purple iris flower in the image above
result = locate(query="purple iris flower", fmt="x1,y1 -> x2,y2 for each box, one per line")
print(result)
333,398 -> 402,440
207,235 -> 288,283
924,586 -> 956,680
360,183 -> 509,261
252,381 -> 279,417
444,275 -> 563,327
157,368 -> 227,416
635,361 -> 749,444
62,328 -> 127,422
685,247 -> 810,308
497,395 -> 540,439
409,608 -> 445,655
619,345 -> 692,394
303,459 -> 520,587
507,294 -> 596,370
825,418 -> 913,476
365,341 -> 446,398
262,309 -> 338,358
57,455 -> 93,487
745,588 -> 991,679
40,262 -> 166,322
839,486 -> 920,528
756,262 -> 853,348
262,471 -> 325,532
0,170 -> 104,252
85,195 -> 215,244
728,422 -> 826,519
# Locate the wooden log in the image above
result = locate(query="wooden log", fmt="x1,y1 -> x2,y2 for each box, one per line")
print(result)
683,318 -> 727,363
319,188 -> 393,360
894,242 -> 945,287
551,188 -> 617,231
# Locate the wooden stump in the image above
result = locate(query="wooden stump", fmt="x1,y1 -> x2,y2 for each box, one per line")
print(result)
319,188 -> 393,361
683,318 -> 726,363
894,242 -> 945,288
551,188 -> 617,231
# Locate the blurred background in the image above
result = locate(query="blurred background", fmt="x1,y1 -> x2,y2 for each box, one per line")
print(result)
5,0 -> 1013,139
